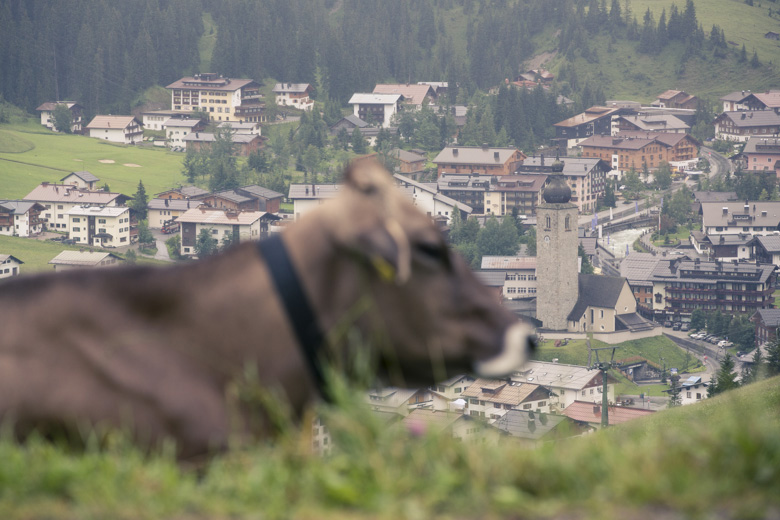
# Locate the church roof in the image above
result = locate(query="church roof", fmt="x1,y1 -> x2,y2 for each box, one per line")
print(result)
567,274 -> 628,321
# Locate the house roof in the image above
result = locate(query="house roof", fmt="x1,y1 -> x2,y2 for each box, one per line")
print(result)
272,83 -> 312,94
348,93 -> 403,105
373,84 -> 434,106
720,91 -> 753,103
366,387 -> 421,409
461,378 -> 550,405
751,234 -> 780,253
239,185 -> 284,200
650,258 -> 774,285
0,200 -> 44,215
511,361 -> 606,391
85,115 -> 140,130
563,401 -> 655,425
0,254 -> 24,264
24,184 -> 124,205
288,184 -> 342,200
619,252 -> 661,287
701,201 -> 780,228
693,191 -> 739,203
433,146 -> 523,166
401,409 -> 463,434
35,101 -> 81,111
750,91 -> 780,109
481,256 -> 537,270
656,89 -> 685,100
578,134 -> 659,151
61,171 -> 99,183
753,308 -> 780,327
166,76 -> 257,91
156,186 -> 209,199
332,114 -> 369,129
163,118 -> 202,128
743,136 -> 780,155
553,106 -> 619,128
65,205 -> 129,218
715,110 -> 780,128
492,174 -> 549,192
182,132 -> 262,144
147,198 -> 204,211
519,156 -> 609,177
391,148 -> 427,163
49,251 -> 123,266
617,114 -> 690,132
175,207 -> 275,225
393,173 -> 473,214
568,274 -> 629,321
208,190 -> 253,204
617,130 -> 699,148
495,410 -> 576,440
217,122 -> 260,131
473,270 -> 507,287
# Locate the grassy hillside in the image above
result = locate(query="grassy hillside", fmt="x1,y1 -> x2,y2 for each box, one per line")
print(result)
0,122 -> 187,199
0,373 -> 777,519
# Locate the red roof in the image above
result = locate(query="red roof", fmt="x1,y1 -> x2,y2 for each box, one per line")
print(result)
563,401 -> 655,426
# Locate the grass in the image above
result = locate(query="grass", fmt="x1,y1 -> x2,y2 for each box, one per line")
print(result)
535,335 -> 704,373
0,130 -> 35,153
0,371 -> 777,519
198,13 -> 217,72
651,224 -> 694,247
0,121 -> 187,199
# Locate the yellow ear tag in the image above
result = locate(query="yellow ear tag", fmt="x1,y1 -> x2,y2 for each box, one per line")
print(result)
371,256 -> 396,282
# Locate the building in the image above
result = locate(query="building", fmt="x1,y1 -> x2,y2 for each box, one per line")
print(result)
495,409 -> 590,444
741,90 -> 780,113
60,171 -> 100,191
182,132 -> 264,156
750,234 -> 780,267
535,169 -> 579,330
272,83 -> 314,110
665,376 -> 709,406
511,361 -> 617,413
480,256 -> 537,299
562,401 -> 654,428
692,191 -> 739,215
166,73 -> 264,123
23,183 -> 129,231
701,200 -> 780,237
714,111 -> 780,142
742,136 -> 780,174
147,198 -> 203,229
155,186 -> 209,201
567,274 -> 650,333
400,409 -> 503,445
613,113 -> 690,134
553,106 -> 621,149
49,251 -> 124,271
176,207 -> 279,256
288,184 -> 342,221
164,118 -> 205,148
35,101 -> 83,133
433,146 -> 526,177
437,173 -> 494,214
579,132 -> 700,177
201,185 -> 284,213
0,200 -> 45,237
66,205 -> 131,247
653,90 -> 698,110
518,156 -> 609,213
85,115 -> 143,144
719,91 -> 754,113
620,252 -> 666,316
393,174 -> 472,224
348,93 -> 403,128
429,374 -> 476,400
373,83 -> 435,110
366,387 -> 450,416
0,254 -> 23,279
141,109 -> 192,130
390,148 -> 427,176
483,175 -> 548,216
751,308 -> 780,346
217,121 -> 262,135
461,378 -> 554,421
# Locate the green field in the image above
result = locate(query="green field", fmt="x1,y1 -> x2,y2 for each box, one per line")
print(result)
0,122 -> 187,200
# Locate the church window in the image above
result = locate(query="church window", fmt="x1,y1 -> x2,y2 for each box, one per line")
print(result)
545,216 -> 551,229
565,215 -> 571,230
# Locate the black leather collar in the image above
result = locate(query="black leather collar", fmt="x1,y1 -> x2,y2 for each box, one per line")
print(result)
257,234 -> 329,399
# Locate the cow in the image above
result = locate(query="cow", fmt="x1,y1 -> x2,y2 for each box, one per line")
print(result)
0,161 -> 535,458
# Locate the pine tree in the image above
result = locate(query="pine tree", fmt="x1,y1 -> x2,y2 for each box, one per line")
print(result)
751,49 -> 761,68
767,336 -> 780,377
668,375 -> 682,407
711,354 -> 739,396
131,180 -> 148,221
351,127 -> 367,154
195,228 -> 218,258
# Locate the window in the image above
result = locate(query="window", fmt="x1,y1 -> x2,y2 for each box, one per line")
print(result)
565,215 -> 571,230
212,229 -> 218,235
686,392 -> 691,398
696,393 -> 702,400
545,216 -> 551,229
600,310 -> 604,318
98,219 -> 106,224
57,205 -> 64,210
469,398 -> 479,405
494,403 -> 501,408
73,218 -> 80,223
523,404 -> 532,410
72,227 -> 80,232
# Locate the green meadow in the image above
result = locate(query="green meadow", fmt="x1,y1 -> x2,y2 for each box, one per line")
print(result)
0,122 -> 187,200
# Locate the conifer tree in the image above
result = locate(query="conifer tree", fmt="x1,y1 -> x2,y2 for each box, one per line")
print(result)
131,180 -> 148,221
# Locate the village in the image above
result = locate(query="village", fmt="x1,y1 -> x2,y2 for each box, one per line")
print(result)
3,73 -> 780,451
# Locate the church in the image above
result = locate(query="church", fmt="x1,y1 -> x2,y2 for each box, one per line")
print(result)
535,161 -> 653,333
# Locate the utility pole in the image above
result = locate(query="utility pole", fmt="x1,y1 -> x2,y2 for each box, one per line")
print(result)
587,336 -> 621,429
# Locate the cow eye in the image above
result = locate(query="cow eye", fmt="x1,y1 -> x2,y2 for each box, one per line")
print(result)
415,241 -> 450,267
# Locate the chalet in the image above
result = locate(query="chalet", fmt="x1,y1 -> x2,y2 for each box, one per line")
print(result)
163,118 -> 205,148
23,183 -> 129,231
619,252 -> 660,314
483,174 -> 548,216
714,111 -> 780,142
0,200 -> 45,237
166,73 -> 265,123
35,101 -> 83,133
613,114 -> 690,134
329,114 -> 368,136
751,308 -> 780,346
719,91 -> 754,113
373,83 -> 435,110
511,361 -> 618,413
393,173 -> 472,224
60,171 -> 99,191
201,185 -> 283,213
653,90 -> 698,110
480,256 -> 537,299
417,81 -> 447,97
217,121 -> 262,135
390,148 -> 427,176
742,136 -> 780,175
701,200 -> 780,237
462,378 -> 554,421
147,198 -> 203,229
176,207 -> 281,257
155,186 -> 209,200
553,106 -> 621,149
272,83 -> 314,110
182,132 -> 264,156
578,133 -> 700,177
433,146 -> 526,177
86,115 -> 143,144
750,234 -> 780,267
518,156 -> 609,213
437,173 -> 494,214
738,91 -> 780,113
66,205 -> 131,247
141,109 -> 192,130
0,254 -> 23,279
665,376 -> 709,406
49,251 -> 124,271
765,31 -> 780,40
429,374 -> 476,400
562,401 -> 654,428
348,93 -> 403,128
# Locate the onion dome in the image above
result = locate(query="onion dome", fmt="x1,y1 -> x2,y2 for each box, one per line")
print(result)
543,168 -> 571,204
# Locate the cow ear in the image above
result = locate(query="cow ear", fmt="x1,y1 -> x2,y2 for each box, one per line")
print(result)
357,220 -> 411,285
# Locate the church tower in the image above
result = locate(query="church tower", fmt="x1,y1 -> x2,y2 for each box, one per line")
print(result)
536,161 -> 579,331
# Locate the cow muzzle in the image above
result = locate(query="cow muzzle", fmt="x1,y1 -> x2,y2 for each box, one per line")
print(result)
473,322 -> 536,378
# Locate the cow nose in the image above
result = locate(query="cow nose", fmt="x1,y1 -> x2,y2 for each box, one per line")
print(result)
473,322 -> 535,378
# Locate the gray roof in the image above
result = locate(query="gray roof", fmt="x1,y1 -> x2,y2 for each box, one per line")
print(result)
62,171 -> 99,183
701,201 -> 780,229
239,185 -> 284,200
348,93 -> 402,105
693,191 -> 739,203
393,173 -> 473,214
494,410 -> 575,441
567,274 -> 628,321
210,190 -> 253,204
720,91 -> 753,102
433,146 -> 521,166
474,270 -> 507,287
743,136 -> 780,155
147,198 -> 203,211
163,118 -> 202,128
288,184 -> 343,200
617,114 -> 689,132
519,156 -> 608,177
0,254 -> 23,264
753,308 -> 780,327
337,114 -> 369,128
751,234 -> 780,253
580,237 -> 597,256
392,148 -> 426,163
182,133 -> 261,144
49,251 -> 123,266
0,200 -> 43,215
650,258 -> 774,285
272,83 -> 311,94
716,110 -> 780,128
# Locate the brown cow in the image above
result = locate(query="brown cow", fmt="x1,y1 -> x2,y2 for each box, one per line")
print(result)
0,161 -> 534,458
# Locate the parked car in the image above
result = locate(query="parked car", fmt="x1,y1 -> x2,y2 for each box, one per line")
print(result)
708,337 -> 720,344
680,323 -> 690,331
672,322 -> 681,331
664,320 -> 673,328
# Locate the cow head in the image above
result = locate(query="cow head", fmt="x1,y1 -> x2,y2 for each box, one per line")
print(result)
307,160 -> 535,388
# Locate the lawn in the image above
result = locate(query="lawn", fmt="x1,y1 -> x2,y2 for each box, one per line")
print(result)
0,121 -> 187,199
651,224 -> 695,247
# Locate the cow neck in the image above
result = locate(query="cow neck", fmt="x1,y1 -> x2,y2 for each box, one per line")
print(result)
257,233 -> 329,401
